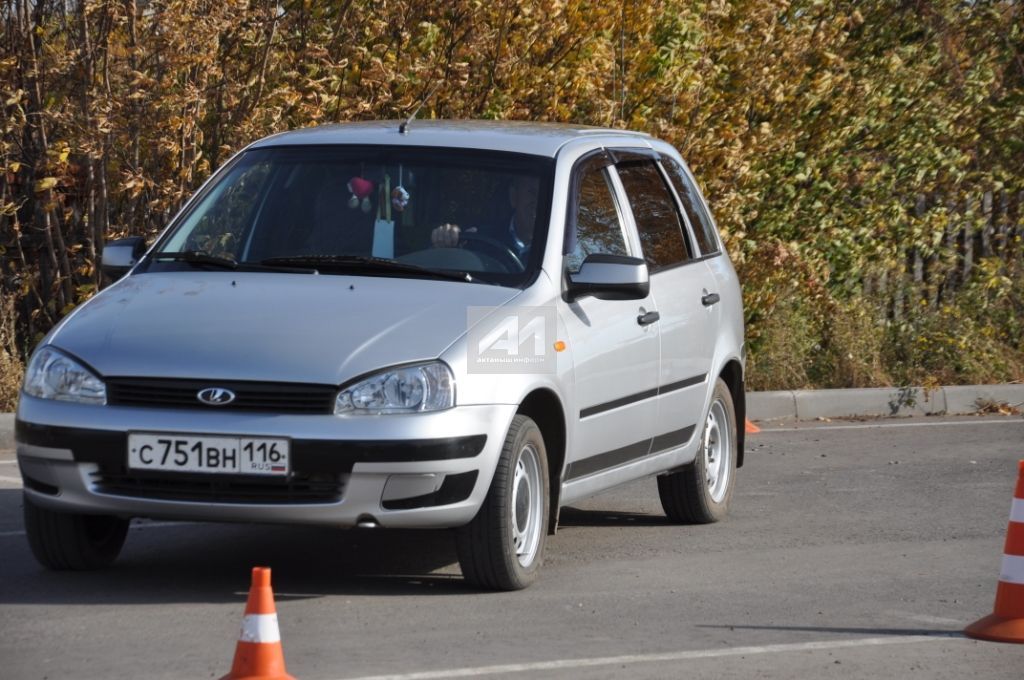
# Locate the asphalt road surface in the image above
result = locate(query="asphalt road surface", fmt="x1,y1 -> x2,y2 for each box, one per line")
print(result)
2,415 -> 1023,679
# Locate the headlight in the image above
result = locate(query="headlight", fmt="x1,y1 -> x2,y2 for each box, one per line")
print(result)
335,362 -> 454,415
23,346 -> 107,405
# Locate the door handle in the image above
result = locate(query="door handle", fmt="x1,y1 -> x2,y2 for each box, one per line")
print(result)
637,310 -> 660,326
701,292 -> 720,307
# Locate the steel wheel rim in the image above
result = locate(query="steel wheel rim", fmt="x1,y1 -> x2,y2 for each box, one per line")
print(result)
703,399 -> 731,503
511,442 -> 543,567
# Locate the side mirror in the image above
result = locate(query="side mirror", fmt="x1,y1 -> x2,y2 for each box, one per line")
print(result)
565,254 -> 650,302
101,236 -> 147,280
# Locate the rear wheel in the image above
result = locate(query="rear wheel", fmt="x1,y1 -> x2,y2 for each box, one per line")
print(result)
23,494 -> 129,570
658,377 -> 737,524
456,415 -> 549,590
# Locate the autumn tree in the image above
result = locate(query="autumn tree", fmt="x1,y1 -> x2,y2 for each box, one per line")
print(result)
1,0 -> 1022,409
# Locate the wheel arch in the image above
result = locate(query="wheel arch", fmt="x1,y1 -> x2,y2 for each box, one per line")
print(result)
718,359 -> 746,467
516,388 -> 566,534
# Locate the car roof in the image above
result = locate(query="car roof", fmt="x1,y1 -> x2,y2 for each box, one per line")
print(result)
248,120 -> 652,158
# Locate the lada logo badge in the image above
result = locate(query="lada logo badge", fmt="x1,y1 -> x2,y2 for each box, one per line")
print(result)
197,387 -> 236,406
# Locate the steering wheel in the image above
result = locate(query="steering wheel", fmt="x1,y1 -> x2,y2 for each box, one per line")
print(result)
460,232 -> 524,272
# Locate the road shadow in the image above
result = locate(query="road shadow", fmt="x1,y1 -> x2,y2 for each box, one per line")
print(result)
3,495 -> 669,605
558,506 -> 670,527
0,490 -> 480,603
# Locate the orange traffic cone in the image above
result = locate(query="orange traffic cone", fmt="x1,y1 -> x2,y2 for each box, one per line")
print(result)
745,418 -> 760,434
222,567 -> 297,679
965,460 -> 1024,643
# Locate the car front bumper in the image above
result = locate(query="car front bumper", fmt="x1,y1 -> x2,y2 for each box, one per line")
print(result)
15,394 -> 515,529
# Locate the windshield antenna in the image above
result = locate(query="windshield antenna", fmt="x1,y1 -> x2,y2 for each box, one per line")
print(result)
399,81 -> 443,135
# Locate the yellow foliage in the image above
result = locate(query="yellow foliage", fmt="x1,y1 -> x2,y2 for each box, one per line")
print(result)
0,0 -> 1022,390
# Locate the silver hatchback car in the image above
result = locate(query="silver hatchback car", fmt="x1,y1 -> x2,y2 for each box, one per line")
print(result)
16,121 -> 745,590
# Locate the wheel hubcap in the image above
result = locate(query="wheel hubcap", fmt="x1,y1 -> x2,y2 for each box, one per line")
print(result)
703,399 -> 731,503
511,443 -> 543,567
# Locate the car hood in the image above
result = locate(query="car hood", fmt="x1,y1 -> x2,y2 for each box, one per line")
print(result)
50,272 -> 520,384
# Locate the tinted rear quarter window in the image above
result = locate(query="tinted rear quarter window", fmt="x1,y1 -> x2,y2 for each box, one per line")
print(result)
662,158 -> 721,256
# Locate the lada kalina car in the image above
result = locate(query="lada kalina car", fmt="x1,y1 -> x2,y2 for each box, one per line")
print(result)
16,121 -> 746,590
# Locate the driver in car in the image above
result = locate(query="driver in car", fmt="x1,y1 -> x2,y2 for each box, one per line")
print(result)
430,175 -> 539,264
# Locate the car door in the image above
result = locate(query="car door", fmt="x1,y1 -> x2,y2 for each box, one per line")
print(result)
659,155 -> 729,336
560,151 -> 660,482
612,151 -> 718,452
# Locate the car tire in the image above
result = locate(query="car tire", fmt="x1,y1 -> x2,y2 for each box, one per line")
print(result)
23,494 -> 129,570
456,414 -> 549,591
658,377 -> 737,524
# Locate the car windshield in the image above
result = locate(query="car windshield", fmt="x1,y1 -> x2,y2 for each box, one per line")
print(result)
149,145 -> 555,286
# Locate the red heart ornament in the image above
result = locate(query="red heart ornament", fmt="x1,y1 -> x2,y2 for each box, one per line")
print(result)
348,176 -> 375,198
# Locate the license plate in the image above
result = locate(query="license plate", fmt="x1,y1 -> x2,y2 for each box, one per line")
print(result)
127,434 -> 290,476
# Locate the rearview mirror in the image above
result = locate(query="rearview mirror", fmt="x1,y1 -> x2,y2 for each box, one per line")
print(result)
564,254 -> 650,302
101,236 -> 147,280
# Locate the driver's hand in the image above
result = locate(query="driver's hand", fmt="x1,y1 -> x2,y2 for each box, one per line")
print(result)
430,224 -> 476,248
431,223 -> 461,248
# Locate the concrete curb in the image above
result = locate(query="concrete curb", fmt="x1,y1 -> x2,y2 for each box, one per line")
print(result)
0,413 -> 13,449
1,384 -> 1022,447
747,383 -> 1024,422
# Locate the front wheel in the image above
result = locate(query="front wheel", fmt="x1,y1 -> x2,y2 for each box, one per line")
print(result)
658,377 -> 737,524
23,494 -> 129,570
456,415 -> 549,590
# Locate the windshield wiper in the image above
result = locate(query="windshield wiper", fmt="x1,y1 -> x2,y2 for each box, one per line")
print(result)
260,255 -> 475,283
151,250 -> 239,269
150,251 -> 317,274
